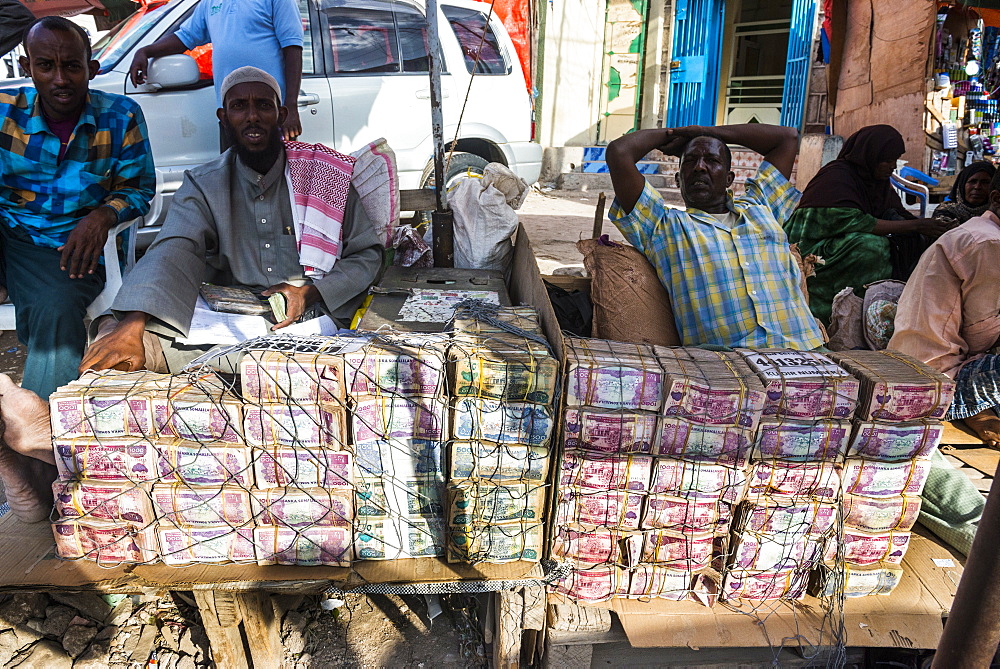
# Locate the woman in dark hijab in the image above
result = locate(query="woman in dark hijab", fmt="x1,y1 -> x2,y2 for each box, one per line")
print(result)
932,160 -> 996,227
784,125 -> 953,324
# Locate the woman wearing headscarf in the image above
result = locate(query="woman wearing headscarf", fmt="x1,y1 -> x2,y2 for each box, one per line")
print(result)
932,160 -> 996,227
784,125 -> 953,324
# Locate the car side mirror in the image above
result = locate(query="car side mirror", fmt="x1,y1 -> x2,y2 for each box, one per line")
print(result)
144,54 -> 201,91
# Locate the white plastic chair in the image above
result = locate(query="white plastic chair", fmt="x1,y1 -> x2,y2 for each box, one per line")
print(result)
0,170 -> 163,330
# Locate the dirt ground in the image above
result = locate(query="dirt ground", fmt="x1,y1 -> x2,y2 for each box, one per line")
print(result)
518,188 -> 627,275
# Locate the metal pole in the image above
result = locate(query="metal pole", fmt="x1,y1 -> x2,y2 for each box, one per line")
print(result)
932,471 -> 1000,668
426,0 -> 454,267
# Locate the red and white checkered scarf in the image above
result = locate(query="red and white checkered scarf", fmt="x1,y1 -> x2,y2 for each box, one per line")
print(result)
284,140 -> 356,278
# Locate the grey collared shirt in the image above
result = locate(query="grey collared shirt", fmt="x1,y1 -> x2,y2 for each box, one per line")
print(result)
113,148 -> 383,336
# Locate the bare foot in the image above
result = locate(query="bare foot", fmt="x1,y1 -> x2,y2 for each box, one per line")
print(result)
0,375 -> 56,523
963,410 -> 1000,449
0,374 -> 54,465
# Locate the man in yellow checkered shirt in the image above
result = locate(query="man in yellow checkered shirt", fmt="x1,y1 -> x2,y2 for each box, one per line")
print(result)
606,123 -> 823,351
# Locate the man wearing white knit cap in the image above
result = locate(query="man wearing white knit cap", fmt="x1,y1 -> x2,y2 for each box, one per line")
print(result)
80,66 -> 383,373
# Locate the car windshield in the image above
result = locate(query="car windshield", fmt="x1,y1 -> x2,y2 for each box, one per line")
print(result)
93,2 -> 174,72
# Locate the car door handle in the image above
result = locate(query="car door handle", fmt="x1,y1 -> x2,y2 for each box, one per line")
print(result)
415,89 -> 450,99
297,92 -> 321,106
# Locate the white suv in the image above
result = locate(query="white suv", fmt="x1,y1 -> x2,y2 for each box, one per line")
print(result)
43,0 -> 542,245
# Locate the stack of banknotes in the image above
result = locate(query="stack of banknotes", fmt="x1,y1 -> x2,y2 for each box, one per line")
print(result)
51,364 -> 358,566
554,341 -> 765,603
447,307 -> 553,563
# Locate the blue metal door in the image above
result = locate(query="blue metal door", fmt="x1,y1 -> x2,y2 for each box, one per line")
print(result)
779,0 -> 819,129
666,0 -> 725,128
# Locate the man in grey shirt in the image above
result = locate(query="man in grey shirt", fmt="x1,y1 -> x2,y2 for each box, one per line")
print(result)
80,67 -> 383,373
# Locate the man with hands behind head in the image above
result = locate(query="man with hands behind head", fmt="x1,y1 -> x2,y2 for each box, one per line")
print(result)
606,123 -> 824,351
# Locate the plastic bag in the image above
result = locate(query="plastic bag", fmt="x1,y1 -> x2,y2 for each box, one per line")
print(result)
450,163 -> 528,270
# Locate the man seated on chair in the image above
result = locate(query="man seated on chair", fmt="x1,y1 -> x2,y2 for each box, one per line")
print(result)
606,123 -> 824,351
0,66 -> 382,523
0,17 -> 155,399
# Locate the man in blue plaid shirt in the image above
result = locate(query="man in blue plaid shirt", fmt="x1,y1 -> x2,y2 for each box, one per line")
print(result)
0,17 -> 155,398
607,123 -> 824,351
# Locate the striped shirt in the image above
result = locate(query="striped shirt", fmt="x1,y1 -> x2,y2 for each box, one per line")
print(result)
609,161 -> 825,350
0,87 -> 155,249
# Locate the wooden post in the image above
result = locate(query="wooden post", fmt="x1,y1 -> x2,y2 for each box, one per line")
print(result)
193,590 -> 249,668
592,192 -> 607,239
193,590 -> 284,669
493,590 -> 524,669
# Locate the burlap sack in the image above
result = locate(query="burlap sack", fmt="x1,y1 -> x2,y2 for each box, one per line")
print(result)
826,286 -> 866,351
577,239 -> 681,346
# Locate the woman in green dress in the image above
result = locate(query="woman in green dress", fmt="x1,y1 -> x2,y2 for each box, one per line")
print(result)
784,125 -> 952,324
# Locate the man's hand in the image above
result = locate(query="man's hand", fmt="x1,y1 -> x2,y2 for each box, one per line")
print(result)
262,283 -> 320,330
79,312 -> 149,373
283,106 -> 302,141
59,206 -> 116,279
128,47 -> 150,86
658,126 -> 704,156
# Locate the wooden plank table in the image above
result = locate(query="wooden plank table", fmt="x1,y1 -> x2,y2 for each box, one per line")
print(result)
0,513 -> 547,666
540,530 -> 964,667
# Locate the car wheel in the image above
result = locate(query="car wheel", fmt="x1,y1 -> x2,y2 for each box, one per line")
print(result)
417,152 -> 491,224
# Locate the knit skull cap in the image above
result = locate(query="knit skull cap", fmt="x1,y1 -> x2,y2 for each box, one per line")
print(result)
220,66 -> 281,105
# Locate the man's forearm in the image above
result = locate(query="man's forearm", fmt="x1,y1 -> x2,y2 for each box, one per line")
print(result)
282,46 -> 303,107
699,123 -> 796,156
606,129 -> 668,213
136,34 -> 188,63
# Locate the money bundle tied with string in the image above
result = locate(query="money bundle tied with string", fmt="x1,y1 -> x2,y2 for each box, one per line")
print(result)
346,333 -> 451,561
711,349 -> 856,601
446,305 -> 553,564
49,370 -> 251,565
551,343 -> 760,604
800,350 -> 952,597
